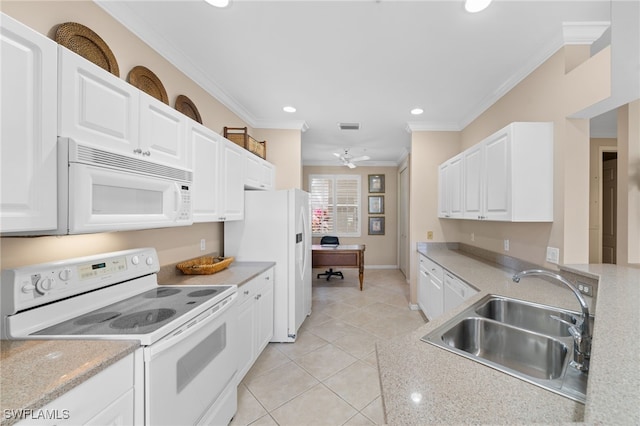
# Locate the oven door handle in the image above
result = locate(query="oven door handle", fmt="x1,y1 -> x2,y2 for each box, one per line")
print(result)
144,293 -> 237,362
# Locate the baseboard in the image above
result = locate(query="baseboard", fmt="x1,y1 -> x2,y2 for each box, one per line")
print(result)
364,265 -> 398,270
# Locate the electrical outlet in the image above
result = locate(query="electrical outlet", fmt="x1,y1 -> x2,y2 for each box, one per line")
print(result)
471,232 -> 475,242
546,247 -> 560,264
200,239 -> 206,251
427,231 -> 433,240
577,281 -> 593,296
504,239 -> 509,251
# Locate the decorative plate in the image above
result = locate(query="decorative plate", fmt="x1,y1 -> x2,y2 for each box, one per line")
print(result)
175,95 -> 202,123
127,66 -> 168,104
55,22 -> 119,76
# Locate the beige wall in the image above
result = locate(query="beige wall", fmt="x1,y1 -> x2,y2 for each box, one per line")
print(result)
0,1 -> 287,269
253,128 -> 303,190
617,101 -> 640,265
407,132 -> 461,302
303,166 -> 398,267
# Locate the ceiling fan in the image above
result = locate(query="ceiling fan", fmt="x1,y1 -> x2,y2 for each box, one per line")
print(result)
333,149 -> 370,169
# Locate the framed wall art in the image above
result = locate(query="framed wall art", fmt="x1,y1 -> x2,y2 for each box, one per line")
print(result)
368,174 -> 385,193
368,195 -> 384,214
368,217 -> 385,235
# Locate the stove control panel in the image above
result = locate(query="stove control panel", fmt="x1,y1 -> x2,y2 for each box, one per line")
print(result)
1,248 -> 159,315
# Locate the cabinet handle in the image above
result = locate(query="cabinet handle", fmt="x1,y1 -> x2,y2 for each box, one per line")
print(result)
265,276 -> 270,280
244,290 -> 249,295
143,150 -> 151,156
133,148 -> 142,154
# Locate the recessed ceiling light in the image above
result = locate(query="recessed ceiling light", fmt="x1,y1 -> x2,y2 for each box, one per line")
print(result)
204,0 -> 229,8
465,0 -> 492,13
411,108 -> 424,115
283,106 -> 296,113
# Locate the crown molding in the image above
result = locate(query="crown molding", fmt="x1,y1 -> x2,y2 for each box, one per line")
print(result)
562,21 -> 611,45
95,1 -> 260,126
252,120 -> 310,132
405,122 -> 462,133
303,160 -> 399,167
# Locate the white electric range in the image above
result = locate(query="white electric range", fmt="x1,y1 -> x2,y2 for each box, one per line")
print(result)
1,248 -> 239,426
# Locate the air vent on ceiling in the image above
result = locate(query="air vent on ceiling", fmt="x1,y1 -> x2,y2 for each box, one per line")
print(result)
339,122 -> 360,130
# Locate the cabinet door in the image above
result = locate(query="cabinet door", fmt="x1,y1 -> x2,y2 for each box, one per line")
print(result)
437,163 -> 449,218
1,14 -> 58,233
447,155 -> 464,218
244,153 -> 262,189
417,263 -> 429,314
463,144 -> 483,219
236,296 -> 256,383
139,92 -> 189,169
443,273 -> 466,312
260,160 -> 275,190
58,47 -> 139,152
425,274 -> 444,321
483,132 -> 511,220
220,140 -> 245,221
190,123 -> 222,222
256,271 -> 274,353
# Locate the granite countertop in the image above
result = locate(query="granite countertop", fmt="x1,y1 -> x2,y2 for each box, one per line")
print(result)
376,243 -> 639,425
0,339 -> 138,426
157,260 -> 275,286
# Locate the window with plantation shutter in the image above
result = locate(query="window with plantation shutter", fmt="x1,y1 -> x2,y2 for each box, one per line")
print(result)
309,174 -> 361,237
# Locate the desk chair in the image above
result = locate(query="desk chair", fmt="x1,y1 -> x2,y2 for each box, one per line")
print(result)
316,236 -> 344,281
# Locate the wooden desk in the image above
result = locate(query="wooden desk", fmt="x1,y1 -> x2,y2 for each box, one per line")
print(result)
312,244 -> 366,291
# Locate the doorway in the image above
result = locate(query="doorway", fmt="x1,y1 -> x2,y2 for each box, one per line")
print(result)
601,152 -> 617,263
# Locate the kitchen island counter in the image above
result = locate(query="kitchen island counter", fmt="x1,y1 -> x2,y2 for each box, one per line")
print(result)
377,243 -> 639,424
0,339 -> 138,426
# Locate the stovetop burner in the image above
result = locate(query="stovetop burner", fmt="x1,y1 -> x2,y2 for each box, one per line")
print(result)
33,285 -> 234,337
111,309 -> 176,330
188,289 -> 220,297
144,288 -> 181,298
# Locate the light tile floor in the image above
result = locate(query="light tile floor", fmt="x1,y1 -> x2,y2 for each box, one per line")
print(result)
230,268 -> 427,426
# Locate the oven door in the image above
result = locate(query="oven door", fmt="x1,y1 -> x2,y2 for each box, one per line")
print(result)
67,162 -> 192,234
143,295 -> 238,426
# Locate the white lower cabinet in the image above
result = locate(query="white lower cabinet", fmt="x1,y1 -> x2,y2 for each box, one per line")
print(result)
418,254 -> 476,320
444,271 -> 478,312
236,267 -> 274,383
18,350 -> 141,425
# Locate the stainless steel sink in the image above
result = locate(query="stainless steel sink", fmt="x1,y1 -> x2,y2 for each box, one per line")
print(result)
441,318 -> 568,380
422,294 -> 592,403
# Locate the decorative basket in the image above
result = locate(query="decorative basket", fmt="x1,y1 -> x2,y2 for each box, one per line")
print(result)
223,127 -> 267,159
176,256 -> 234,275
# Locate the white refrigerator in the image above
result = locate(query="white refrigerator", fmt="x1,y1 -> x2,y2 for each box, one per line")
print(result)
224,188 -> 312,342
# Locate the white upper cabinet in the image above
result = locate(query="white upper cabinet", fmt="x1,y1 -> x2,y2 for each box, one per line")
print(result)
59,47 -> 190,169
441,122 -> 553,222
189,122 -> 244,222
220,140 -> 245,221
244,153 -> 275,190
138,92 -> 189,169
438,154 -> 463,218
1,14 -> 58,233
58,46 -> 139,152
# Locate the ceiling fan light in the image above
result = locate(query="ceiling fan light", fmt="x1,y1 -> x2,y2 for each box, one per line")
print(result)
283,106 -> 296,113
464,0 -> 492,13
204,0 -> 230,8
411,108 -> 424,115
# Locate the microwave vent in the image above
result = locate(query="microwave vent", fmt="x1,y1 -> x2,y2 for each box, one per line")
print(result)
74,144 -> 192,182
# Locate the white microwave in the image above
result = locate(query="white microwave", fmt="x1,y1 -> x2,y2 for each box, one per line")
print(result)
47,138 -> 193,235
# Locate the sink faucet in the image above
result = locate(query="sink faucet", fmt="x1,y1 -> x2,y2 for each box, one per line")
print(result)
512,269 -> 591,372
